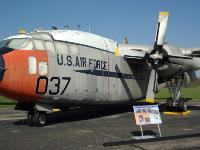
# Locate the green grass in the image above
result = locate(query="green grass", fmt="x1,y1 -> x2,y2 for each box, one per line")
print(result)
156,86 -> 200,100
0,104 -> 15,109
0,86 -> 199,108
0,96 -> 16,108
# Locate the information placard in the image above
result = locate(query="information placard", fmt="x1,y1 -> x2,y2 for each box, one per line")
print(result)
133,105 -> 162,125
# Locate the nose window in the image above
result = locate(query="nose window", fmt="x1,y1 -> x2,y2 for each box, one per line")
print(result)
0,38 -> 35,54
0,40 -> 9,48
0,38 -> 33,50
8,39 -> 28,49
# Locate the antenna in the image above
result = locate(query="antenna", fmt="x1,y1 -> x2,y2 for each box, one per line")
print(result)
64,25 -> 69,30
124,37 -> 128,44
64,24 -> 84,30
77,24 -> 81,30
89,26 -> 91,32
52,26 -> 58,30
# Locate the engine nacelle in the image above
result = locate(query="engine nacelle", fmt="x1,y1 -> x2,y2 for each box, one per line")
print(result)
163,44 -> 183,56
183,71 -> 197,87
158,44 -> 185,78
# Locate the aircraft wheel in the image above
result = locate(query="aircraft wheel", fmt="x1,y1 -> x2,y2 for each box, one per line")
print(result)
27,112 -> 34,126
166,98 -> 174,111
178,99 -> 187,112
166,98 -> 173,107
32,111 -> 47,127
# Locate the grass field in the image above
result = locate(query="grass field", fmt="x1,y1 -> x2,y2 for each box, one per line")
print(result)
0,96 -> 16,108
156,86 -> 200,100
0,86 -> 199,108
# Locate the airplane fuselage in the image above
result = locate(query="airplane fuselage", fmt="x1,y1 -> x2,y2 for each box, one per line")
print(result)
0,30 -> 150,107
1,12 -> 198,127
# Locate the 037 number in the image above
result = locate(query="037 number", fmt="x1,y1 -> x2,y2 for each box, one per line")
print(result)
36,76 -> 71,95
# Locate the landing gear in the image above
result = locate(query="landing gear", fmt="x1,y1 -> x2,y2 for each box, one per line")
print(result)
178,99 -> 188,112
27,111 -> 47,127
166,75 -> 188,112
27,112 -> 34,126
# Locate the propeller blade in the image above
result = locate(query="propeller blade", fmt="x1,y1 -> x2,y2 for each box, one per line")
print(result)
154,12 -> 169,51
145,69 -> 158,103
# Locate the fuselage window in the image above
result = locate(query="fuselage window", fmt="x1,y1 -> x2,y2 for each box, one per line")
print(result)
44,41 -> 55,52
55,42 -> 69,54
33,39 -> 45,50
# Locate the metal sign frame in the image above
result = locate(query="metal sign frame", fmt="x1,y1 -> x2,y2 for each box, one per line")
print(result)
133,105 -> 162,138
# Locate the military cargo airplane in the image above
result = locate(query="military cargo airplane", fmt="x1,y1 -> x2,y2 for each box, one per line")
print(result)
0,12 -> 199,126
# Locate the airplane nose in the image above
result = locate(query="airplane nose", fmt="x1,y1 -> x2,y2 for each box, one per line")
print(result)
0,55 -> 5,81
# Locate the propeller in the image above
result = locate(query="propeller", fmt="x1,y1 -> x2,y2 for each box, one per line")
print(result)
145,69 -> 158,103
123,12 -> 194,103
153,12 -> 169,52
145,12 -> 169,103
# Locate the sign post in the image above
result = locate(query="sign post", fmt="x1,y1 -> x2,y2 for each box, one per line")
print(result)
133,105 -> 162,139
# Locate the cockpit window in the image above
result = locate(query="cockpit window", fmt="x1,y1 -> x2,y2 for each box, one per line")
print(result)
8,38 -> 28,49
0,40 -> 9,48
0,32 -> 56,53
0,38 -> 34,50
33,39 -> 45,50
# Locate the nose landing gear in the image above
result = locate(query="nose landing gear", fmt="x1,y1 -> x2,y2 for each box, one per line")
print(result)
27,111 -> 47,127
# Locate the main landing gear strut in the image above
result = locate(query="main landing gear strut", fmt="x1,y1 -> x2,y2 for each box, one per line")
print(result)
27,110 -> 47,127
166,75 -> 188,112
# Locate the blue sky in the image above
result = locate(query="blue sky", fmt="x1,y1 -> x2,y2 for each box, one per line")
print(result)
0,0 -> 200,48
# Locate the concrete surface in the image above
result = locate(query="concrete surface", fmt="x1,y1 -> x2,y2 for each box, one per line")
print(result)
0,102 -> 200,150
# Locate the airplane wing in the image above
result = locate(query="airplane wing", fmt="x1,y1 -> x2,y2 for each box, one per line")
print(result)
117,12 -> 200,104
181,47 -> 200,57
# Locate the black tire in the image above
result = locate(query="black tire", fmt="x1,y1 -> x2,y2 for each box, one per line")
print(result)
27,112 -> 33,126
166,98 -> 173,107
165,98 -> 174,111
32,111 -> 47,127
178,99 -> 187,112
